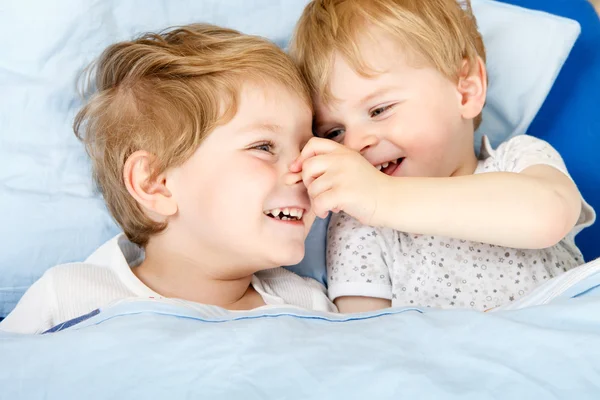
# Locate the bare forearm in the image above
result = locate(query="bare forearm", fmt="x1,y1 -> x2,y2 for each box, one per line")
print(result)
335,296 -> 392,313
378,171 -> 579,249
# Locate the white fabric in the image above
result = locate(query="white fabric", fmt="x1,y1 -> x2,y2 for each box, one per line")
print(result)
0,234 -> 336,334
326,135 -> 595,311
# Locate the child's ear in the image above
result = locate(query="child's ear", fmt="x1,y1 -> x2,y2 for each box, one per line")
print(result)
123,151 -> 178,218
457,57 -> 487,120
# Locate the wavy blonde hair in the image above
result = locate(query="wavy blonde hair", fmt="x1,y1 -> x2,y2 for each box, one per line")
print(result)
74,24 -> 312,246
290,0 -> 486,129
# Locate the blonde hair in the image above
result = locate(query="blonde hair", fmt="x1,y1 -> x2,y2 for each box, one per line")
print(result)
290,0 -> 486,129
74,24 -> 312,246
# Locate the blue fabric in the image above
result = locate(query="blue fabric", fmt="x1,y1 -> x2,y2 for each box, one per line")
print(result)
285,215 -> 330,286
42,308 -> 100,334
498,0 -> 600,260
2,265 -> 600,399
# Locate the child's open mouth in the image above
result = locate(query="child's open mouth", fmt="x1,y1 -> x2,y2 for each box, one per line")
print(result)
374,158 -> 405,176
263,207 -> 304,222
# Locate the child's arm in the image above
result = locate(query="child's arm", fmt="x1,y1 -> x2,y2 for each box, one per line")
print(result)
377,165 -> 580,249
0,276 -> 55,334
291,137 -> 584,249
335,296 -> 391,313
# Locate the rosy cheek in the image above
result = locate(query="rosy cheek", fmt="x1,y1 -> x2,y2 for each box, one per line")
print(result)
242,160 -> 278,187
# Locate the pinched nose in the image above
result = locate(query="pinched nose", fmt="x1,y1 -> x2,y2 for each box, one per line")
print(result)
284,171 -> 303,186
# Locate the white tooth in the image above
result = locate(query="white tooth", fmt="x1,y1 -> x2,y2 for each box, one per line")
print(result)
282,216 -> 290,221
272,208 -> 281,216
391,159 -> 397,164
290,208 -> 298,217
382,162 -> 389,169
284,207 -> 290,216
376,164 -> 383,171
298,210 -> 304,219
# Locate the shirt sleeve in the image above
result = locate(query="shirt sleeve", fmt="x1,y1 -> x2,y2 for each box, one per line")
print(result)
486,135 -> 596,233
490,135 -> 570,175
326,212 -> 396,302
0,272 -> 57,334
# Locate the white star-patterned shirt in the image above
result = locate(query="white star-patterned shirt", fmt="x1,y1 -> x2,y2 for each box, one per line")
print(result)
326,135 -> 596,310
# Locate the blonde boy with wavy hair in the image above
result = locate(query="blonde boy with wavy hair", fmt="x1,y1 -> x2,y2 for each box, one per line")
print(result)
288,0 -> 595,312
1,24 -> 336,334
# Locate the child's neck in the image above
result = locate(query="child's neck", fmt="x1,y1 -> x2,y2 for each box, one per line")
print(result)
133,237 -> 266,310
452,153 -> 478,176
451,137 -> 479,177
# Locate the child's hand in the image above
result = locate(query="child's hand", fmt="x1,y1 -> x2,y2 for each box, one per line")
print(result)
290,137 -> 388,226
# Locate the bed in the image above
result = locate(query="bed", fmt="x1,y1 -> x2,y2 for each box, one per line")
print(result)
0,0 -> 599,398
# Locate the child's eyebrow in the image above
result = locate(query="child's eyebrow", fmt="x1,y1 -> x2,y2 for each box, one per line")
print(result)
241,122 -> 283,134
358,87 -> 395,107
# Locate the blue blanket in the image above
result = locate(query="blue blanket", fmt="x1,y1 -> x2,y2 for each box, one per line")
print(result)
2,259 -> 600,399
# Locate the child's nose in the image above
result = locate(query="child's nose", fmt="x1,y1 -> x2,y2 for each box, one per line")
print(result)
284,171 -> 303,186
343,128 -> 379,154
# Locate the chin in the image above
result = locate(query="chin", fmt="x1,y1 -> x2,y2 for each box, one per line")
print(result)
270,241 -> 306,267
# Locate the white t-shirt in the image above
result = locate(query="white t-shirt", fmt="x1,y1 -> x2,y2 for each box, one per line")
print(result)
1,234 -> 337,334
326,135 -> 596,311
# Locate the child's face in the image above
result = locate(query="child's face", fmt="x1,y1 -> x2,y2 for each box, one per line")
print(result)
165,82 -> 313,273
313,29 -> 476,178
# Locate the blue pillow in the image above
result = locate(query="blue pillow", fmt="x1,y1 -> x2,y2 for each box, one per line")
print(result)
498,0 -> 600,261
285,215 -> 330,286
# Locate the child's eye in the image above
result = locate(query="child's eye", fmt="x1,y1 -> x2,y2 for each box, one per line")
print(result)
251,141 -> 275,154
323,128 -> 345,141
370,104 -> 395,118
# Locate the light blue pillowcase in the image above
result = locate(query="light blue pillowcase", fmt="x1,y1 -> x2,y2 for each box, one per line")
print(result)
0,0 -> 580,316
